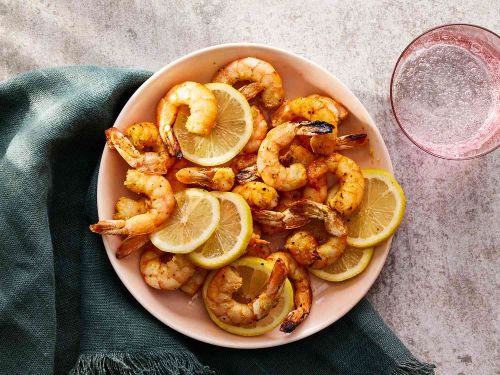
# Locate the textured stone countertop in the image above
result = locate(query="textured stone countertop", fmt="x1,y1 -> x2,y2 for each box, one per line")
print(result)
1,1 -> 498,374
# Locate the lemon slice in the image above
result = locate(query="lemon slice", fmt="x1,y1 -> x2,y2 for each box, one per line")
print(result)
344,169 -> 406,248
188,192 -> 252,269
202,257 -> 294,336
174,83 -> 253,166
150,188 -> 220,253
310,246 -> 374,282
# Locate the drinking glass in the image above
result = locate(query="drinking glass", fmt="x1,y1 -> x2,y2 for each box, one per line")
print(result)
391,24 -> 499,159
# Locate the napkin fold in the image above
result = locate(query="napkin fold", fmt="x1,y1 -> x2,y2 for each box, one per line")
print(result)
0,66 -> 435,375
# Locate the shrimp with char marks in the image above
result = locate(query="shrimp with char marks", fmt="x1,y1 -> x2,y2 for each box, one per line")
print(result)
308,153 -> 365,216
257,121 -> 333,191
286,200 -> 347,269
157,81 -> 217,158
267,252 -> 312,333
113,196 -> 149,220
206,258 -> 287,326
213,57 -> 284,108
176,167 -> 235,191
105,123 -> 174,175
90,169 -> 175,236
232,181 -> 279,210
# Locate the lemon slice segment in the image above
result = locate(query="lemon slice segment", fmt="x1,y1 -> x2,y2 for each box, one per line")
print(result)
310,246 -> 374,282
174,83 -> 253,166
202,257 -> 294,336
188,192 -> 252,269
345,169 -> 406,248
150,188 -> 220,253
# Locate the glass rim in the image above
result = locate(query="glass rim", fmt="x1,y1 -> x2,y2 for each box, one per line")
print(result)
389,23 -> 500,160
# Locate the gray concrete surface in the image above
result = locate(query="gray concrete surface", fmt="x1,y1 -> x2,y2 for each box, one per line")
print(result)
1,1 -> 498,374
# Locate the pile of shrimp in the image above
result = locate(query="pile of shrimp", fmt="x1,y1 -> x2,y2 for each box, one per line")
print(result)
90,57 -> 368,335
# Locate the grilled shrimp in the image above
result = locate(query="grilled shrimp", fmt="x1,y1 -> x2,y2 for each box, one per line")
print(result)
271,95 -> 341,129
180,268 -> 209,296
113,197 -> 149,220
140,245 -> 197,290
213,57 -> 284,108
232,181 -> 279,210
176,167 -> 235,191
243,106 -> 269,154
206,259 -> 287,326
157,81 -> 217,158
252,205 -> 308,232
231,153 -> 257,174
90,169 -> 175,236
279,144 -> 327,203
246,225 -> 273,259
105,123 -> 174,175
238,82 -> 264,102
308,153 -> 364,216
257,121 -> 333,191
267,252 -> 312,333
285,200 -> 347,268
115,234 -> 150,259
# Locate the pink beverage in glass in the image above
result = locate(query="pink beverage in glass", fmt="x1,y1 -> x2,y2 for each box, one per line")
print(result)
391,24 -> 499,159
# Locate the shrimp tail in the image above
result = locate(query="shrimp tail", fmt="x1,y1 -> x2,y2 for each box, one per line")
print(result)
252,209 -> 308,229
295,121 -> 333,136
89,220 -> 127,235
239,82 -> 265,101
289,200 -> 346,237
335,133 -> 368,150
236,165 -> 259,184
116,234 -> 150,259
280,309 -> 309,333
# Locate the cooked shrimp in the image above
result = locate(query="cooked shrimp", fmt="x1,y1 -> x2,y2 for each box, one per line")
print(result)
267,252 -> 312,333
232,181 -> 279,210
246,229 -> 272,259
89,169 -> 175,236
271,95 -> 340,130
157,81 -> 217,158
105,125 -> 174,175
275,189 -> 303,212
308,153 -> 364,216
116,234 -> 151,259
252,206 -> 308,231
113,197 -> 149,220
231,153 -> 257,174
243,106 -> 269,154
257,121 -> 333,191
140,245 -> 197,290
278,144 -> 326,203
166,158 -> 190,192
213,57 -> 284,108
206,259 -> 287,326
180,268 -> 209,296
286,229 -> 346,269
238,82 -> 264,101
124,121 -> 165,151
289,199 -> 347,237
176,167 -> 235,191
286,200 -> 347,268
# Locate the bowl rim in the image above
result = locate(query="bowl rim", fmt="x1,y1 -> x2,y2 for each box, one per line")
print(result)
97,42 -> 394,348
389,23 -> 500,160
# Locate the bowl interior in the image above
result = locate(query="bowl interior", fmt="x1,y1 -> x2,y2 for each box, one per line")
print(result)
97,44 -> 393,348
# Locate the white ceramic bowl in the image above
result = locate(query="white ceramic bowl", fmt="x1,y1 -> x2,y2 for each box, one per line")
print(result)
96,43 -> 394,348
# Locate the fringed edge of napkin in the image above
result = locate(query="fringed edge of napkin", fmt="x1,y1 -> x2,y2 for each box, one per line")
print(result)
69,349 -> 215,375
391,358 -> 436,375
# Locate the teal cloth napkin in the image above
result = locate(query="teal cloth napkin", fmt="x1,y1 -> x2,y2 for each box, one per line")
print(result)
0,66 -> 435,375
